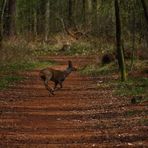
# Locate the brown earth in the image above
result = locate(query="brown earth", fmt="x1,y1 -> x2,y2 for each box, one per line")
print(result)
0,56 -> 148,148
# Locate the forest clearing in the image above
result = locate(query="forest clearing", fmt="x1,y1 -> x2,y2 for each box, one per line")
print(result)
0,0 -> 148,147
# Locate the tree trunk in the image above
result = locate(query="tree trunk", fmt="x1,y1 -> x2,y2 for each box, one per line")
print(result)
0,0 -> 7,48
36,1 -> 46,38
45,0 -> 50,41
82,0 -> 86,24
33,8 -> 37,38
114,0 -> 126,81
141,0 -> 148,27
130,8 -> 136,71
5,0 -> 16,36
92,0 -> 98,34
68,0 -> 73,27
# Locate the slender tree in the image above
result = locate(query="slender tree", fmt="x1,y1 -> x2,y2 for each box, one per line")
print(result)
4,0 -> 16,36
92,0 -> 98,34
85,0 -> 92,27
82,0 -> 86,24
114,0 -> 126,81
0,0 -> 7,48
36,0 -> 46,37
45,0 -> 50,41
68,0 -> 73,27
33,7 -> 37,38
130,6 -> 136,70
141,0 -> 148,27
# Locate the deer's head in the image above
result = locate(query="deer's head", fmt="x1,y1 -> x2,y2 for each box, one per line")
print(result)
68,61 -> 77,71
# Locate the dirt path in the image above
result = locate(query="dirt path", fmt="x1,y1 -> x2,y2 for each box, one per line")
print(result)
0,56 -> 147,147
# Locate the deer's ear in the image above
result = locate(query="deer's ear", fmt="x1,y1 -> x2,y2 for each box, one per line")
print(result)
68,60 -> 72,67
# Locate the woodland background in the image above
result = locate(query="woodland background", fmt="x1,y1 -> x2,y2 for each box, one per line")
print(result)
0,0 -> 148,86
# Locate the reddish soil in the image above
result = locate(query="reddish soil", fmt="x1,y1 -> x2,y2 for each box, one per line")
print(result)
0,56 -> 148,148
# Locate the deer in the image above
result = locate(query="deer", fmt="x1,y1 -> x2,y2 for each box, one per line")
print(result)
40,61 -> 77,95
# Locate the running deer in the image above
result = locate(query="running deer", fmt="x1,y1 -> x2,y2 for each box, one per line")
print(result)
40,61 -> 77,95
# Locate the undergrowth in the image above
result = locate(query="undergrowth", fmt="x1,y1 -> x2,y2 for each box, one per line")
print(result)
0,60 -> 55,90
0,76 -> 24,90
114,77 -> 148,97
0,60 -> 55,74
0,39 -> 56,90
79,63 -> 117,76
79,60 -> 148,103
33,41 -> 97,56
32,43 -> 59,56
63,41 -> 96,55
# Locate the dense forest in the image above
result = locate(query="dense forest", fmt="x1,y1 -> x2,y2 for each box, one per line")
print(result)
0,0 -> 148,147
0,0 -> 148,39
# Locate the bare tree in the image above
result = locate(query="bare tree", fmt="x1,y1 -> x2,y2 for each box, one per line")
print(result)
114,0 -> 127,81
68,0 -> 73,27
5,0 -> 16,36
130,6 -> 136,70
92,0 -> 98,33
141,0 -> 148,27
0,0 -> 7,48
45,0 -> 50,41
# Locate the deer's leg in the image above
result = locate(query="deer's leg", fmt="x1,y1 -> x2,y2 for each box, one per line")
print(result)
59,81 -> 63,89
54,82 -> 58,90
44,79 -> 54,95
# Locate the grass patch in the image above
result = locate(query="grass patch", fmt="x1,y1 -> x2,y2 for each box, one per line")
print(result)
125,110 -> 148,116
0,60 -> 56,74
0,62 -> 36,74
0,60 -> 56,90
115,77 -> 148,98
0,39 -> 57,90
79,63 -> 116,76
32,44 -> 59,56
33,41 -> 96,56
33,60 -> 56,69
79,61 -> 147,103
0,75 -> 24,90
125,110 -> 140,116
64,41 -> 95,56
56,41 -> 98,55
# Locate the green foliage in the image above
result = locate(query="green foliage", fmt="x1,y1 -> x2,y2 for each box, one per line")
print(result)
64,41 -> 95,55
0,60 -> 55,90
0,75 -> 24,90
33,41 -> 96,56
79,63 -> 116,76
0,60 -> 55,74
33,60 -> 56,68
115,77 -> 148,97
0,62 -> 34,74
80,60 -> 147,101
125,110 -> 148,116
32,43 -> 59,56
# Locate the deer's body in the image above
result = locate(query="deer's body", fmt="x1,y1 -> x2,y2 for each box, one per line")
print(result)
40,61 -> 76,95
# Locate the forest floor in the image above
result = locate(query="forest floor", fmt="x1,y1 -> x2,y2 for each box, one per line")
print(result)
0,55 -> 148,147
